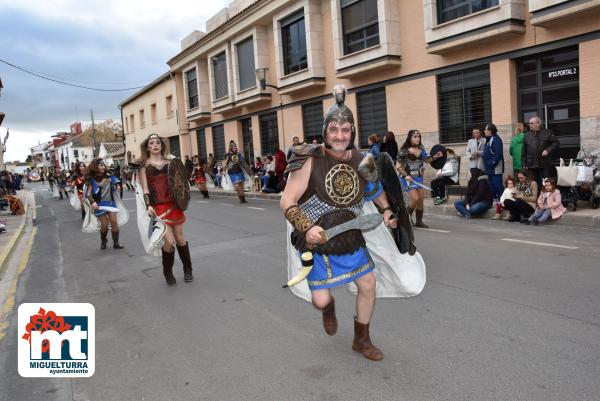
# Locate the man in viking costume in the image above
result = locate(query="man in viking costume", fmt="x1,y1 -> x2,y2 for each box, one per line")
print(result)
281,85 -> 426,361
138,134 -> 193,286
223,140 -> 251,203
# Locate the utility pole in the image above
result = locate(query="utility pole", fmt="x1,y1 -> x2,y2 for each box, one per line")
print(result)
91,109 -> 98,157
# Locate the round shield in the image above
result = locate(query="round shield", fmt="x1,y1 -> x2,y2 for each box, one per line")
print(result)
429,144 -> 448,170
168,158 -> 190,211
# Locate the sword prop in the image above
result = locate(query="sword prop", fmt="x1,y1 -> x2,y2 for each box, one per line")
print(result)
409,180 -> 432,191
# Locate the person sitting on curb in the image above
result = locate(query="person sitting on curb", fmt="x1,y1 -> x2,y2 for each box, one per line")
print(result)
431,148 -> 458,205
454,168 -> 492,219
261,171 -> 280,194
503,169 -> 538,223
492,176 -> 515,220
526,178 -> 566,225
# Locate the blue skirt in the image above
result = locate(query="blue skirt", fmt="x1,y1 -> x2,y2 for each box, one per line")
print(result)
400,176 -> 423,192
94,200 -> 117,217
306,247 -> 374,290
228,171 -> 245,184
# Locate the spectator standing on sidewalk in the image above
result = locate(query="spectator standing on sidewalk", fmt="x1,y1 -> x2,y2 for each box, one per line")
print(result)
483,123 -> 504,201
503,169 -> 538,223
521,116 -> 560,190
454,168 -> 492,218
466,127 -> 486,172
509,122 -> 526,177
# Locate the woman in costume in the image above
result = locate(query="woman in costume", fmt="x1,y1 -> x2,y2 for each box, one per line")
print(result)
85,158 -> 125,250
138,134 -> 193,285
396,130 -> 443,228
223,140 -> 250,203
71,162 -> 86,220
193,156 -> 209,199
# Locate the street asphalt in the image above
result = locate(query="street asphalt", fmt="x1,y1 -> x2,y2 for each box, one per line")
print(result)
0,182 -> 599,401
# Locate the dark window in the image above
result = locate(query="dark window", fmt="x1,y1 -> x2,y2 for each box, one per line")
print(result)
212,52 -> 229,99
212,124 -> 225,159
237,37 -> 256,91
437,66 -> 492,144
281,10 -> 308,75
437,0 -> 499,24
341,0 -> 379,55
302,101 -> 324,143
357,87 -> 388,148
196,128 -> 207,161
169,136 -> 181,158
241,118 -> 254,163
260,113 -> 280,156
73,150 -> 79,158
186,69 -> 199,109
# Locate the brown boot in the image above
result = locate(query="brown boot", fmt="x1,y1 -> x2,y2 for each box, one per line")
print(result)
415,209 -> 429,228
320,297 -> 337,336
162,249 -> 176,286
100,229 -> 108,250
112,231 -> 124,249
176,242 -> 193,282
239,196 -> 247,203
352,318 -> 383,361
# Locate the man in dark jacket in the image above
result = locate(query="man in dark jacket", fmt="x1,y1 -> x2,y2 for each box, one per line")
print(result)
521,116 -> 560,189
483,123 -> 504,201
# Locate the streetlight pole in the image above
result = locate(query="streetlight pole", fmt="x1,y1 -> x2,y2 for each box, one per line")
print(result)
254,67 -> 285,153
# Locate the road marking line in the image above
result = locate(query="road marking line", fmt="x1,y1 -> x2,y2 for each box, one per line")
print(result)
501,238 -> 578,250
0,226 -> 37,340
414,228 -> 451,233
196,200 -> 209,203
247,207 -> 266,210
218,203 -> 233,206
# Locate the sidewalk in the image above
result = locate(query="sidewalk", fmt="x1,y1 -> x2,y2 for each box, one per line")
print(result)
0,189 -> 33,277
202,187 -> 600,228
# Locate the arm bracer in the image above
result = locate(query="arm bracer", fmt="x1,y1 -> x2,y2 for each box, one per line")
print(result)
285,205 -> 314,233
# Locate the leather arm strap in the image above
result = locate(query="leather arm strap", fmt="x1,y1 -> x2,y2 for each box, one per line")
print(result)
284,205 -> 314,233
143,193 -> 151,208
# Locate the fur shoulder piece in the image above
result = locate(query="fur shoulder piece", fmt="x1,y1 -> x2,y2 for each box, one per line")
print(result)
285,144 -> 323,173
358,153 -> 378,182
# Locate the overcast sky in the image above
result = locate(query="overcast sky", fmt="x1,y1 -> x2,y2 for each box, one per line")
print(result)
0,0 -> 228,162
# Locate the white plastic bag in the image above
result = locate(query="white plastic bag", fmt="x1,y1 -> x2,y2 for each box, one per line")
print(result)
557,158 -> 578,187
576,165 -> 594,183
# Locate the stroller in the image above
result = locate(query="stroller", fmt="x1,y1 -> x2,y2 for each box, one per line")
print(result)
557,149 -> 600,211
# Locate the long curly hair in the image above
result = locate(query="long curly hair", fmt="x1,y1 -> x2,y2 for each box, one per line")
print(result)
85,158 -> 107,181
138,134 -> 169,163
400,129 -> 422,151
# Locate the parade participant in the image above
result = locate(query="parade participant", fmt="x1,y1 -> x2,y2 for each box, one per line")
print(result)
193,157 -> 209,199
396,130 -> 444,228
56,168 -> 68,200
223,140 -> 251,203
71,162 -> 86,220
282,85 -> 425,361
85,158 -> 125,250
138,134 -> 193,285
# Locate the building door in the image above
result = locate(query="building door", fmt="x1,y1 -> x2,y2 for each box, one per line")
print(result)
169,136 -> 181,158
241,118 -> 254,164
196,128 -> 207,161
517,46 -> 580,160
260,113 -> 279,156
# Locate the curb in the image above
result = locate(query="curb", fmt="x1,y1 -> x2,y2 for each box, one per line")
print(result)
0,192 -> 34,275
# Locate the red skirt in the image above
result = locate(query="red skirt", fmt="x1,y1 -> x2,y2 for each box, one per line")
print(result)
195,175 -> 206,184
154,202 -> 186,226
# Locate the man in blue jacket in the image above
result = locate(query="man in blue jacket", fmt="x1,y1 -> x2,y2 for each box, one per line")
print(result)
483,123 -> 504,201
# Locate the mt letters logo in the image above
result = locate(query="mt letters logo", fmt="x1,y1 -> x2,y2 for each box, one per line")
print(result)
18,303 -> 95,377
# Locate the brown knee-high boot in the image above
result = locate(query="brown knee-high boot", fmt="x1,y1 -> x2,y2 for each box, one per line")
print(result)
352,318 -> 384,361
162,248 -> 176,286
112,231 -> 124,249
176,242 -> 193,282
100,229 -> 108,250
315,297 -> 337,336
415,209 -> 429,228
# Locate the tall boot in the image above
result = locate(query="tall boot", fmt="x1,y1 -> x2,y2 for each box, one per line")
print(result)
81,209 -> 85,221
415,209 -> 429,228
100,230 -> 108,250
239,195 -> 247,203
112,231 -> 124,249
162,248 -> 176,285
407,207 -> 414,225
176,242 -> 193,282
352,318 -> 384,361
319,297 -> 337,336
202,190 -> 209,199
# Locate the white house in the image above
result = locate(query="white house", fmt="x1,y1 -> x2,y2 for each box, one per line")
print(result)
98,142 -> 126,168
